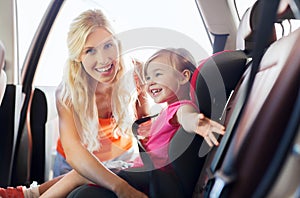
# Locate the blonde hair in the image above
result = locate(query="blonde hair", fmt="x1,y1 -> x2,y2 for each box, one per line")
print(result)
58,9 -> 137,152
144,48 -> 197,79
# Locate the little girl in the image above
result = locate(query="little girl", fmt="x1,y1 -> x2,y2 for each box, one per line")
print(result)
37,48 -> 226,197
135,47 -> 225,169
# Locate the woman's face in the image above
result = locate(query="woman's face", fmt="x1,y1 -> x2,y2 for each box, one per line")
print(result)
80,27 -> 120,84
145,57 -> 182,105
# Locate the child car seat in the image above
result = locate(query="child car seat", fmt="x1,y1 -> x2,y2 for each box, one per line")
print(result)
132,49 -> 249,197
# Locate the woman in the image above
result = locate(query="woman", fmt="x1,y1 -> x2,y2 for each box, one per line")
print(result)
52,9 -> 149,198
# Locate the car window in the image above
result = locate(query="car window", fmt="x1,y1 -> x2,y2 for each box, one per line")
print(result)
17,0 -> 211,86
17,0 -> 51,77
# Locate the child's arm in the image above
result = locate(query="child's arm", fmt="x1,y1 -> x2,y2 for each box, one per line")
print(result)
40,170 -> 89,198
176,104 -> 225,147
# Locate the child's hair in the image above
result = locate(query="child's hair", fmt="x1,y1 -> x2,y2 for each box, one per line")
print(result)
58,9 -> 138,152
143,48 -> 197,80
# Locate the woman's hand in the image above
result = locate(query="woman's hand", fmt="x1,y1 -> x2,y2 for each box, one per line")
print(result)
195,113 -> 225,147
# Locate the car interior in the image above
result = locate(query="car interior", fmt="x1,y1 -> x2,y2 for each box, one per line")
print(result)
0,0 -> 299,197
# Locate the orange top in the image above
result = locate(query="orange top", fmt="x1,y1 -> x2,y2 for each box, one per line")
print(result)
56,117 -> 133,161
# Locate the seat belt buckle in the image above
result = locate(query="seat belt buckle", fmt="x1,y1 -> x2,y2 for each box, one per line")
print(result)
205,171 -> 235,198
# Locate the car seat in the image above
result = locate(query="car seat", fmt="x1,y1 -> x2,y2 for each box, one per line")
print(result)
205,1 -> 300,197
192,1 -> 284,196
209,25 -> 300,198
0,40 -> 17,188
132,45 -> 249,198
0,48 -> 48,187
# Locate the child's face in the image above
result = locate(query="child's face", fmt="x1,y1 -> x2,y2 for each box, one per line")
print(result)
145,57 -> 182,104
80,27 -> 120,84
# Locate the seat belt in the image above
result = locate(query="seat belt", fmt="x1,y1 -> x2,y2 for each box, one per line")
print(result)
212,33 -> 229,53
290,0 -> 300,18
132,114 -> 158,169
205,0 -> 281,197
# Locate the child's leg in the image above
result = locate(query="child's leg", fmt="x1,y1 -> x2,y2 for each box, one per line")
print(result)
40,170 -> 89,198
66,168 -> 151,198
38,174 -> 64,195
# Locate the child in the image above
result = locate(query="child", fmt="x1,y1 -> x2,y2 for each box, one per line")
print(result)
40,48 -> 226,197
135,47 -> 225,169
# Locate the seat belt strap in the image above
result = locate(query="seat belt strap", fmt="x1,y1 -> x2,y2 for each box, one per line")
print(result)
132,114 -> 158,168
212,33 -> 229,53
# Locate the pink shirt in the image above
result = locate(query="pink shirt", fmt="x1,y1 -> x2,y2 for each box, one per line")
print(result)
136,100 -> 198,169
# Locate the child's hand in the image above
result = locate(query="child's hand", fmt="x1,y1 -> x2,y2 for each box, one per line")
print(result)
195,113 -> 225,147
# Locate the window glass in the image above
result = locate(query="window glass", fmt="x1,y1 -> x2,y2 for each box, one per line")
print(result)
16,0 -> 51,73
17,0 -> 211,86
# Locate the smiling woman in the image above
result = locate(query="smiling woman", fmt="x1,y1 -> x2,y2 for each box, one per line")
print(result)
14,0 -> 211,181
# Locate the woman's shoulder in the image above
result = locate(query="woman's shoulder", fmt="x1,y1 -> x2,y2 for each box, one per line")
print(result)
55,83 -> 64,102
55,83 -> 72,110
55,83 -> 63,95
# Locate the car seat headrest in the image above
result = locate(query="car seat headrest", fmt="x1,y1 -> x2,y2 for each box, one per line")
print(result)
190,50 -> 248,119
277,3 -> 295,21
236,1 -> 277,54
236,1 -> 296,55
